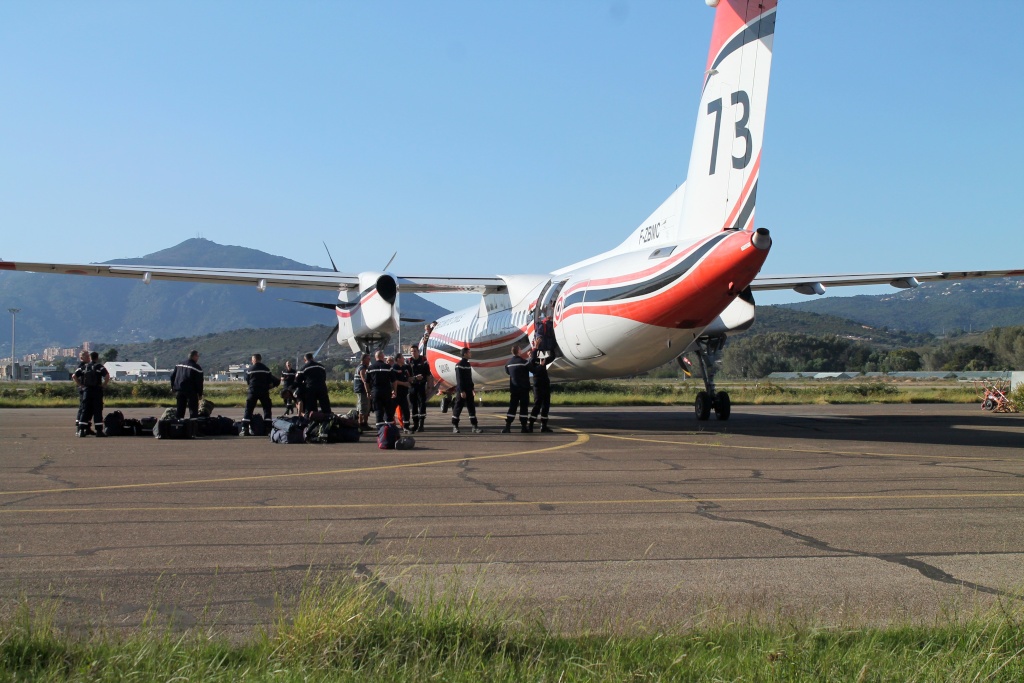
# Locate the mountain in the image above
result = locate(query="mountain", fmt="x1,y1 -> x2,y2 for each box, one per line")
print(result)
777,279 -> 1024,335
0,239 -> 449,354
740,307 -> 935,348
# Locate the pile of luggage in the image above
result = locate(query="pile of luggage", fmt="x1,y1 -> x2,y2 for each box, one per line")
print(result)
97,404 -> 413,449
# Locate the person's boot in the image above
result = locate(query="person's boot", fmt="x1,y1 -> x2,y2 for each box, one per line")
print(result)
471,421 -> 482,434
520,420 -> 529,433
540,420 -> 553,433
76,422 -> 88,438
242,422 -> 252,437
501,421 -> 511,434
94,424 -> 106,437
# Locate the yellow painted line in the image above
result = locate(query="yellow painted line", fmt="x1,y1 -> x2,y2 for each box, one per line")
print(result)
0,429 -> 589,497
593,433 -> 1020,462
2,491 -> 1023,516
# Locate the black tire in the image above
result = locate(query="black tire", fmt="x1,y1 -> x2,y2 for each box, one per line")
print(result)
982,398 -> 996,411
695,391 -> 711,421
714,391 -> 731,420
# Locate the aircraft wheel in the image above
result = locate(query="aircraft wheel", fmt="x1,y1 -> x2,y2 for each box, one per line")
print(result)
714,391 -> 731,420
982,398 -> 996,411
694,391 -> 711,421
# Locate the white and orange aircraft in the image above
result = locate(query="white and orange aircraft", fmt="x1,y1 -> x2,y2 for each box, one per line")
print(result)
3,0 -> 1021,420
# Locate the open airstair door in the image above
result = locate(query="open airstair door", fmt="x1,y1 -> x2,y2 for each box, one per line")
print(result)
551,280 -> 602,361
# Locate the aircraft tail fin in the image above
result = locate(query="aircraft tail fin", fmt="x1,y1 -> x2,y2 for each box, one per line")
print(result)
677,0 -> 776,241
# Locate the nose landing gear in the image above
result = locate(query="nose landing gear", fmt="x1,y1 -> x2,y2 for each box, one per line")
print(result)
692,336 -> 730,421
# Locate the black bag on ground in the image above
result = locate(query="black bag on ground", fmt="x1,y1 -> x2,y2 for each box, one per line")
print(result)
122,417 -> 143,436
154,418 -> 194,440
249,413 -> 267,437
138,417 -> 157,436
304,414 -> 359,444
103,411 -> 126,436
214,415 -> 239,436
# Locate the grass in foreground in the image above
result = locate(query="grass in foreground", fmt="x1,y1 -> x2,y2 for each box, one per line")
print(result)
3,577 -> 1022,682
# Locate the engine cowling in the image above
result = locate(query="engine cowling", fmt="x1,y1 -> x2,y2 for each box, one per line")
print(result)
337,271 -> 401,352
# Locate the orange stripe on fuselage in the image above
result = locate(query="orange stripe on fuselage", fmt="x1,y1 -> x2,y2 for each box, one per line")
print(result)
563,231 -> 767,329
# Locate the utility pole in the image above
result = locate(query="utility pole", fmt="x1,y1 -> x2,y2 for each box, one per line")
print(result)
8,308 -> 20,381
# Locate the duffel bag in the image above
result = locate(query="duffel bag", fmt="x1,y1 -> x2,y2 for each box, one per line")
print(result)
103,410 -> 126,436
270,424 -> 305,444
249,413 -> 267,437
154,418 -> 194,440
138,417 -> 157,436
377,423 -> 399,450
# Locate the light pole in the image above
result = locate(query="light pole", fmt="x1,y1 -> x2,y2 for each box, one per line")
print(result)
8,308 -> 20,381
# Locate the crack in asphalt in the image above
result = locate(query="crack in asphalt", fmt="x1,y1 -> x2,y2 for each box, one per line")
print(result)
692,501 -> 1017,600
633,482 -> 1018,600
457,459 -> 519,503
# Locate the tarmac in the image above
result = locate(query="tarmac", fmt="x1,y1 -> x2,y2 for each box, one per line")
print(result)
1,403 -> 1022,636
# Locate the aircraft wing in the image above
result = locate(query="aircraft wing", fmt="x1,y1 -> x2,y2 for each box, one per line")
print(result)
0,260 -> 508,294
750,269 -> 1024,295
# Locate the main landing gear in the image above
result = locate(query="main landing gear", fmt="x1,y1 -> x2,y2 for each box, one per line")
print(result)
691,336 -> 730,421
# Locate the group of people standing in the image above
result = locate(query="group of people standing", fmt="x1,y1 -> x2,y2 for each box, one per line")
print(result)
71,332 -> 555,438
352,345 -> 431,433
499,337 -> 552,433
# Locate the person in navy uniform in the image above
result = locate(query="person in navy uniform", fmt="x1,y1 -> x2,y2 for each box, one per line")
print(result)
296,352 -> 330,416
392,352 -> 413,434
366,350 -> 396,429
528,337 -> 553,432
353,353 -> 371,431
242,353 -> 279,435
73,351 -> 110,436
170,350 -> 204,419
279,360 -> 298,415
451,347 -> 482,434
502,344 -> 532,433
408,344 -> 431,432
72,349 -> 92,435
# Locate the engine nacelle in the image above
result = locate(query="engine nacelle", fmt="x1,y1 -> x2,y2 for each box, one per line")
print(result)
337,271 -> 401,352
701,286 -> 756,336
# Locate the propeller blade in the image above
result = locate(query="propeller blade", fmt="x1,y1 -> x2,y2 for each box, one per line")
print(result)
279,298 -> 339,310
323,242 -> 339,272
313,323 -> 339,360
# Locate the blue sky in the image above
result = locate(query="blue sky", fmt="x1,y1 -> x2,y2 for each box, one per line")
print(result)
2,1 -> 1022,307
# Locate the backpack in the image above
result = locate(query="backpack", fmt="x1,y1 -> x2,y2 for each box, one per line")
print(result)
103,410 -> 126,436
395,436 -> 415,450
198,398 -> 215,417
82,362 -> 102,388
249,413 -> 267,437
161,407 -> 178,421
138,417 -> 158,436
122,417 -> 143,436
377,423 -> 399,450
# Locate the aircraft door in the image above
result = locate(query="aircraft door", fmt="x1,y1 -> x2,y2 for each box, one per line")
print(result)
558,280 -> 603,360
533,279 -> 565,359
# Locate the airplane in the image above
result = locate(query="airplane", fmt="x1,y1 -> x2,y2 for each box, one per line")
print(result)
3,0 -> 1021,421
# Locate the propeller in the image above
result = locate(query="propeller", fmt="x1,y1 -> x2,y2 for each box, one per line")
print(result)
313,323 -> 339,360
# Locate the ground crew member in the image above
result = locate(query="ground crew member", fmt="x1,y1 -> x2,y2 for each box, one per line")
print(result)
528,338 -> 553,432
366,350 -> 396,429
408,344 -> 430,432
72,350 -> 92,435
280,360 -> 298,415
171,350 -> 204,419
242,353 -> 279,435
296,352 -> 330,415
392,353 -> 413,434
353,354 -> 371,431
503,344 -> 532,433
451,347 -> 482,434
73,351 -> 110,436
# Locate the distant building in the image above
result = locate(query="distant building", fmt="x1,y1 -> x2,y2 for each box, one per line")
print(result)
212,363 -> 249,382
103,361 -> 171,382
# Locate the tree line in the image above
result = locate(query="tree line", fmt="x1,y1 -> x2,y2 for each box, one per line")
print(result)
719,326 -> 1024,378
